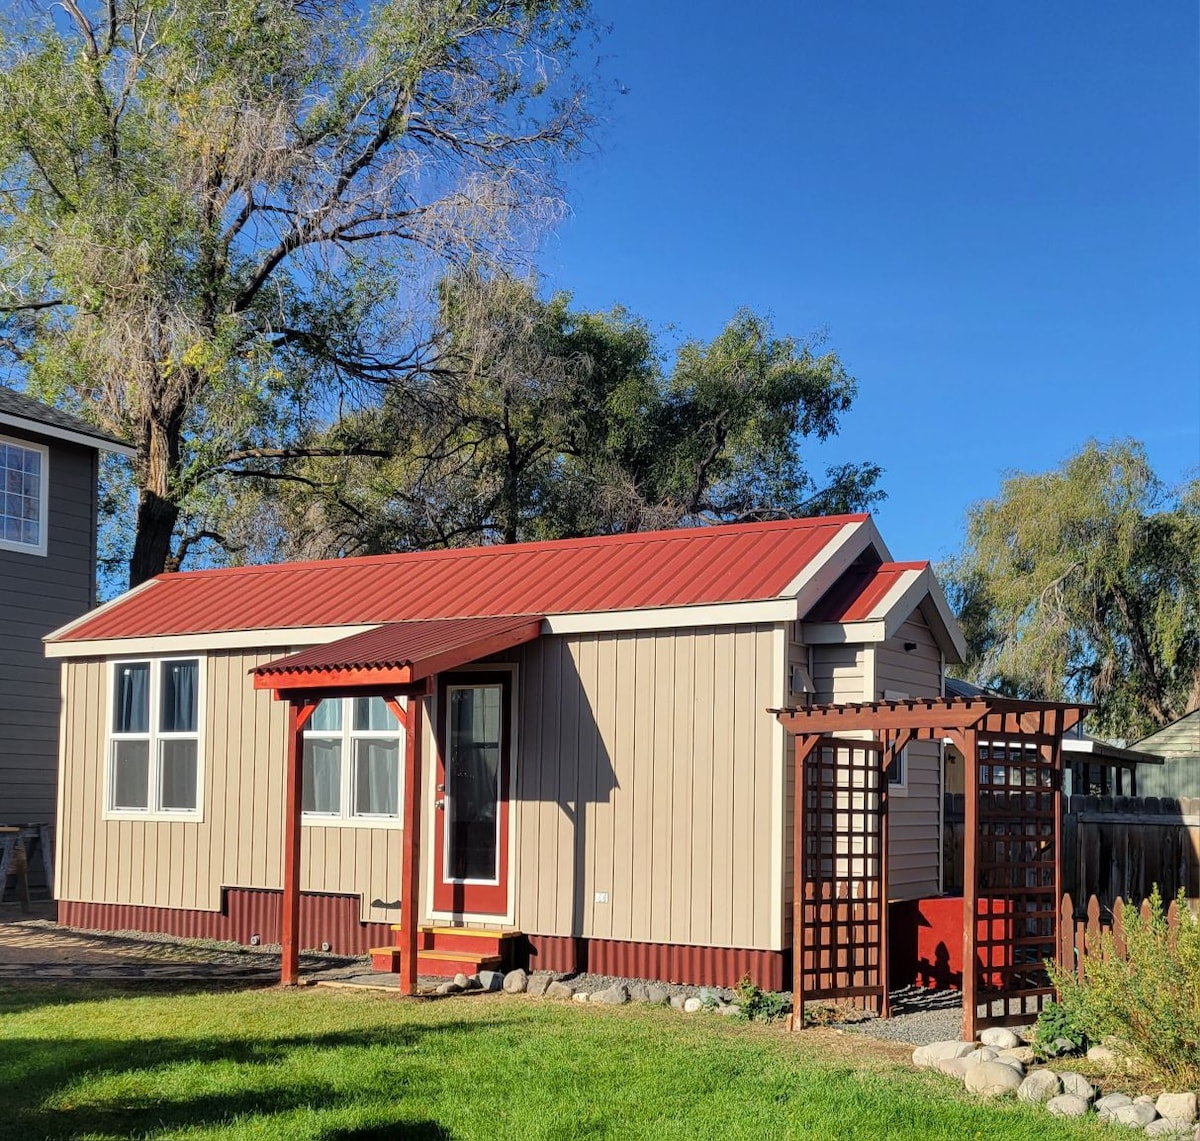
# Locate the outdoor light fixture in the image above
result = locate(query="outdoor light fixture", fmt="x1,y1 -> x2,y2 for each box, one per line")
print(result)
903,641 -> 917,652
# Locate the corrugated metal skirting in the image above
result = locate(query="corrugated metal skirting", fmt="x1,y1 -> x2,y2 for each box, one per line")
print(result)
59,888 -> 392,955
525,934 -> 786,991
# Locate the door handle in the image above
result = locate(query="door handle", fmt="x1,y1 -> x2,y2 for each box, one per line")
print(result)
435,798 -> 445,811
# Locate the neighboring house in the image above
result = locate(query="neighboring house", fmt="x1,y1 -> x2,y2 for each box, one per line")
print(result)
0,387 -> 132,827
1125,709 -> 1200,798
46,514 -> 966,987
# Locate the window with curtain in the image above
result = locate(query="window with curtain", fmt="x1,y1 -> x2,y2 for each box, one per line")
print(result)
0,437 -> 47,555
109,659 -> 201,814
303,696 -> 403,823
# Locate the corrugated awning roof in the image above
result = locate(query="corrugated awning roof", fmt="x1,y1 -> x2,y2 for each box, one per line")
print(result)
251,615 -> 544,692
805,561 -> 929,623
54,515 -> 867,641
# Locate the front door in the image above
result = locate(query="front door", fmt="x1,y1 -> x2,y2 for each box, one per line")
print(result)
433,672 -> 512,915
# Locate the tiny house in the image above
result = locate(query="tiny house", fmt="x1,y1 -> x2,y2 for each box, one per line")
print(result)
47,514 -> 966,987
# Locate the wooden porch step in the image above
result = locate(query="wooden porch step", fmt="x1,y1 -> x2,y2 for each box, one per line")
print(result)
389,924 -> 522,958
417,950 -> 504,977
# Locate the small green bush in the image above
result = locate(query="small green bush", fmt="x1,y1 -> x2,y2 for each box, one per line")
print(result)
734,974 -> 789,1023
1031,1000 -> 1087,1059
1050,886 -> 1200,1082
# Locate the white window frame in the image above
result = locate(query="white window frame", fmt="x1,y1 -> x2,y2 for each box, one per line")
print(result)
882,689 -> 910,795
105,656 -> 205,821
301,697 -> 406,829
0,434 -> 48,557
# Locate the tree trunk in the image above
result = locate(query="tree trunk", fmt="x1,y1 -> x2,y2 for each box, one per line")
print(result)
128,408 -> 184,588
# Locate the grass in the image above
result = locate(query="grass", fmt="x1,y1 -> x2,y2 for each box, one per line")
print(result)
0,982 -> 1109,1141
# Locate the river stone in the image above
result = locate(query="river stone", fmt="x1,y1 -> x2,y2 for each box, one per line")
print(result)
1088,1044 -> 1121,1066
683,997 -> 704,1013
435,980 -> 459,995
1146,1120 -> 1195,1138
935,1057 -> 972,1078
592,983 -> 629,1006
980,1027 -> 1022,1050
502,969 -> 528,994
992,1055 -> 1025,1076
972,1047 -> 998,1063
453,972 -> 471,989
1098,1093 -> 1135,1119
1000,1046 -> 1036,1065
964,1061 -> 1024,1098
573,992 -> 590,1003
1138,1096 -> 1159,1106
526,973 -> 552,998
1047,1094 -> 1091,1118
627,981 -> 648,1003
716,1002 -> 741,1016
912,1041 -> 977,1068
1057,1072 -> 1097,1103
545,980 -> 575,1000
1017,1070 -> 1062,1104
669,994 -> 687,1011
1158,1095 -> 1198,1124
1053,1037 -> 1079,1055
647,984 -> 670,1005
477,970 -> 504,992
1113,1103 -> 1159,1128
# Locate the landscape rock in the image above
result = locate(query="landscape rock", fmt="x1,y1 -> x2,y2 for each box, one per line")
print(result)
669,994 -> 687,1011
1087,1044 -> 1121,1066
999,1046 -> 1036,1065
502,969 -> 528,994
477,970 -> 504,992
646,984 -> 670,1005
545,980 -> 575,1000
1157,1095 -> 1198,1124
991,1055 -> 1025,1076
1057,1072 -> 1097,1104
573,992 -> 590,1003
591,984 -> 629,1006
434,980 -> 460,995
627,981 -> 648,1003
1017,1070 -> 1062,1104
1046,1094 -> 1091,1118
1112,1103 -> 1159,1129
935,1057 -> 972,1078
716,1003 -> 741,1016
1052,1037 -> 1079,1056
683,997 -> 703,1013
1137,1096 -> 1159,1106
1145,1120 -> 1194,1139
453,972 -> 471,990
964,1061 -> 1024,1098
526,973 -> 553,999
980,1027 -> 1022,1050
972,1047 -> 998,1063
1097,1093 -> 1135,1119
911,1040 -> 977,1069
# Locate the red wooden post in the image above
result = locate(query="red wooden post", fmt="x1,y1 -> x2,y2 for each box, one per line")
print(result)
281,700 -> 316,986
959,728 -> 979,1042
399,692 -> 424,996
791,735 -> 821,1030
878,735 -> 891,1019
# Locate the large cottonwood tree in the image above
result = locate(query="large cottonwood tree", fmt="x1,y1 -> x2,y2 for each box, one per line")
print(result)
0,0 -> 593,585
944,440 -> 1200,739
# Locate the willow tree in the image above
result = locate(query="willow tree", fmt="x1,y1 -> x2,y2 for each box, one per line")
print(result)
0,0 -> 593,585
944,440 -> 1200,739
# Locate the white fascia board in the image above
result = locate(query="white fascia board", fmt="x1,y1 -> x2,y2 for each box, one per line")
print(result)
45,624 -> 380,659
0,411 -> 136,458
787,517 -> 887,618
800,619 -> 888,645
43,578 -> 161,643
543,598 -> 797,635
914,573 -> 968,664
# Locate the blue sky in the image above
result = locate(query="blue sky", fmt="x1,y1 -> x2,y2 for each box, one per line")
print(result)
542,1 -> 1200,562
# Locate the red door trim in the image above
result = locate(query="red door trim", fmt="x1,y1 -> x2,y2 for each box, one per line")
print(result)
432,671 -> 513,916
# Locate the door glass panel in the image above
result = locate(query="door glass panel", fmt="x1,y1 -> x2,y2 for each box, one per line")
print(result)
447,685 -> 502,882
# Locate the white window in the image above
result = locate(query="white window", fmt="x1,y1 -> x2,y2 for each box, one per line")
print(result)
882,689 -> 909,793
108,658 -> 202,817
0,436 -> 48,556
302,697 -> 404,825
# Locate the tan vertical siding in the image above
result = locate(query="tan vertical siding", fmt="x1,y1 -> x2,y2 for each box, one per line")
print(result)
875,612 -> 943,899
509,624 -> 781,951
56,649 -> 408,925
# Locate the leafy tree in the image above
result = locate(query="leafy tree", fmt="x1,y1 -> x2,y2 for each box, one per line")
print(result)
240,272 -> 884,559
0,0 -> 594,586
944,440 -> 1200,739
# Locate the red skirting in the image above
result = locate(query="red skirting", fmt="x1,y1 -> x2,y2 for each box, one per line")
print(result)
523,933 -> 786,990
58,888 -> 392,956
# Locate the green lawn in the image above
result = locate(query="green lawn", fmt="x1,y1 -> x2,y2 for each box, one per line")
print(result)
0,983 -> 1107,1140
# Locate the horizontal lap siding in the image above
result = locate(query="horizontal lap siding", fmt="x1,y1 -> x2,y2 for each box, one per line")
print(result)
57,650 -> 409,924
511,626 -> 781,951
875,614 -> 942,899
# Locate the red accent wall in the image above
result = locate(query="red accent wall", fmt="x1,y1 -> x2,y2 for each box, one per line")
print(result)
59,888 -> 392,956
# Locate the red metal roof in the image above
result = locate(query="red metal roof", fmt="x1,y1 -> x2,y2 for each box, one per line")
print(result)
252,615 -> 543,688
805,561 -> 928,623
56,516 -> 867,641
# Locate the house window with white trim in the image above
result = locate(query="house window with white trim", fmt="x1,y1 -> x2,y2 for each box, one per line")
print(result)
883,689 -> 909,791
109,658 -> 201,815
303,697 -> 404,823
0,436 -> 47,556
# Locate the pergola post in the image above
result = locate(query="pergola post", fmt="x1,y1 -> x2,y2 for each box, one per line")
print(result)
281,699 -> 316,986
398,693 -> 424,996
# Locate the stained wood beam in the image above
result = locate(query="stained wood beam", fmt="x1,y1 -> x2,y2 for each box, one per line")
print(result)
281,699 -> 317,986
399,694 -> 424,997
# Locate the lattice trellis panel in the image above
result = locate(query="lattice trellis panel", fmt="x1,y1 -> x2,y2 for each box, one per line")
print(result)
796,739 -> 888,1021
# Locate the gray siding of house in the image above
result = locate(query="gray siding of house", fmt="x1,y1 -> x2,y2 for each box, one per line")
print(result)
0,428 -> 98,824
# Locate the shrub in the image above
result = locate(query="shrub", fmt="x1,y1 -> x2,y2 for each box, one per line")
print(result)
1031,1000 -> 1087,1059
1049,886 -> 1200,1082
733,974 -> 789,1023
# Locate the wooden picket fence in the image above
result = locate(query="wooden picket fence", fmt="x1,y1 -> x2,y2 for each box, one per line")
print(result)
1057,892 -> 1193,981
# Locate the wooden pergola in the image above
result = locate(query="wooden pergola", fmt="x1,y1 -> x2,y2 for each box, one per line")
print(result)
251,615 -> 543,995
773,695 -> 1088,1038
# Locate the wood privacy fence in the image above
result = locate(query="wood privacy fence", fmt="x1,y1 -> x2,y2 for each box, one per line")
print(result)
943,794 -> 1200,908
1058,892 -> 1194,981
